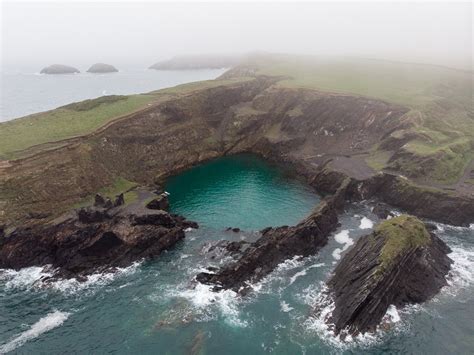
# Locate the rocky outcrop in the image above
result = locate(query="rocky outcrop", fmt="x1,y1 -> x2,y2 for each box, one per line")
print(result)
0,195 -> 197,278
326,215 -> 452,335
40,64 -> 80,74
310,165 -> 474,226
196,179 -> 350,293
146,193 -> 169,210
87,63 -> 119,73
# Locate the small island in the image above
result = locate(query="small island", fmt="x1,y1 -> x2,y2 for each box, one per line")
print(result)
87,63 -> 119,73
40,64 -> 80,74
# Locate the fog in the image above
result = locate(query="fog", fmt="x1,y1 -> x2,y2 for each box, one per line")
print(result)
1,1 -> 472,71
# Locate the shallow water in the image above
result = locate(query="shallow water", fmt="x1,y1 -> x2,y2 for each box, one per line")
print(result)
1,154 -> 473,354
0,68 -> 226,122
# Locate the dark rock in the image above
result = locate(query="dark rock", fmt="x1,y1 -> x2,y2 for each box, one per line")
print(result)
226,227 -> 241,233
114,193 -> 125,207
325,215 -> 452,335
146,194 -> 169,210
40,64 -> 80,74
0,200 -> 196,278
94,194 -> 106,207
372,203 -> 394,220
0,225 -> 4,238
77,207 -> 110,223
197,179 -> 350,293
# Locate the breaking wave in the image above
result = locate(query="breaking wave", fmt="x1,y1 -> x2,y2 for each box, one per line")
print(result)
0,311 -> 71,354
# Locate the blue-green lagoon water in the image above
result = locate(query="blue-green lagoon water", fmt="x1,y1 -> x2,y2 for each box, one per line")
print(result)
1,154 -> 473,354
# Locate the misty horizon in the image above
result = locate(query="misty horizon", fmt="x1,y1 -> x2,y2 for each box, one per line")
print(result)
1,1 -> 472,72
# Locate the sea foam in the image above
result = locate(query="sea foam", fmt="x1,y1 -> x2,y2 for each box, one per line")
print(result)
0,311 -> 70,354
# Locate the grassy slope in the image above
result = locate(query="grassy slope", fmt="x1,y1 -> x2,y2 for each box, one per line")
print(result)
0,94 -> 155,160
251,55 -> 473,184
0,78 -> 249,161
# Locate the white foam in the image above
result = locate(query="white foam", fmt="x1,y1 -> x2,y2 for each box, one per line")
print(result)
332,230 -> 354,260
444,246 -> 474,295
289,263 -> 325,285
0,311 -> 70,353
184,227 -> 195,232
384,305 -> 401,323
1,267 -> 52,290
171,283 -> 247,327
280,301 -> 294,313
1,262 -> 141,295
359,217 -> 374,229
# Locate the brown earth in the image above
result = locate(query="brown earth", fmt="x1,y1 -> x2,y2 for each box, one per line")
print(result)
1,75 -> 473,228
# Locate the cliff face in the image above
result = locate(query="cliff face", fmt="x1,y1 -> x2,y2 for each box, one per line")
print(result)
1,76 -> 473,227
326,215 -> 452,335
0,192 -> 197,278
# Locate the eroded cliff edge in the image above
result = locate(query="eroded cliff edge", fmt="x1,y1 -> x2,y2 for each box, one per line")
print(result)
1,75 -> 473,228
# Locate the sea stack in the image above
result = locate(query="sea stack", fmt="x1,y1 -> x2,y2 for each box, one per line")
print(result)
87,63 -> 119,73
40,64 -> 80,74
325,215 -> 452,335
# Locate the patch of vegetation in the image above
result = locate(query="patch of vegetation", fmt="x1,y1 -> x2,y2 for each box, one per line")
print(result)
365,150 -> 392,171
0,94 -> 155,159
72,177 -> 138,209
60,95 -> 127,111
375,215 -> 431,272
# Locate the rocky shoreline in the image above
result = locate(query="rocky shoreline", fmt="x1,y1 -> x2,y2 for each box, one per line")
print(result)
0,192 -> 197,279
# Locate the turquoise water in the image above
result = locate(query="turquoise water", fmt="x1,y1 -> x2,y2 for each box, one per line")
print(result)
165,154 -> 321,230
1,154 -> 473,354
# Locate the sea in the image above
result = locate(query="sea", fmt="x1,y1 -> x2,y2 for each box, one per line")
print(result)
0,68 -> 227,122
0,154 -> 473,354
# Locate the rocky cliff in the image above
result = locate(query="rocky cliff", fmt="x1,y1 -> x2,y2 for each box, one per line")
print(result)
325,215 -> 452,335
1,76 -> 473,228
0,192 -> 197,278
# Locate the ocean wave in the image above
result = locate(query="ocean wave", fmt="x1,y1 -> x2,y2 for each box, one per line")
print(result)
332,230 -> 354,260
300,283 -> 412,350
168,282 -> 247,327
359,217 -> 374,229
0,262 -> 141,296
0,310 -> 71,354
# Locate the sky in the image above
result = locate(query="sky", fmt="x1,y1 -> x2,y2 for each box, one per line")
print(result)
1,1 -> 472,71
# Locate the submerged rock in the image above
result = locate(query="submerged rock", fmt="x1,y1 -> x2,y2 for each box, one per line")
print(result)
326,215 -> 452,335
0,197 -> 196,279
40,64 -> 80,74
197,179 -> 350,293
87,63 -> 119,73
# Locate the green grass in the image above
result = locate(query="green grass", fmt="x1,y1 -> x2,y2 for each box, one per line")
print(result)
245,54 -> 473,184
252,55 -> 472,108
375,215 -> 431,272
72,177 -> 138,209
0,94 -> 156,159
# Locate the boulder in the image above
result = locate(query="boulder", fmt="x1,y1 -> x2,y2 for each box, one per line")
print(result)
325,215 -> 452,335
146,194 -> 169,210
40,64 -> 80,74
